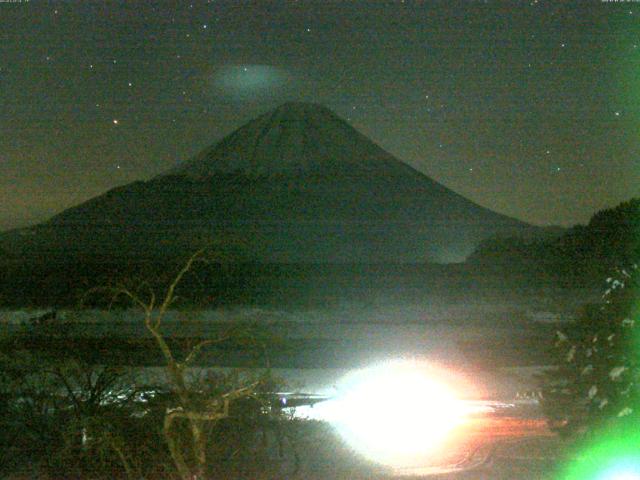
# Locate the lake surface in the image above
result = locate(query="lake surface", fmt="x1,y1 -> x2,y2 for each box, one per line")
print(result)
1,298 -> 569,397
2,298 -> 568,475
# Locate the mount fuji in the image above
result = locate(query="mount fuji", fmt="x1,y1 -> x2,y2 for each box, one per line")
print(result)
2,102 -> 537,263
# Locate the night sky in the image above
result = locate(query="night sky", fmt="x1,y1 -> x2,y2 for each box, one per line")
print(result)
1,1 -> 638,231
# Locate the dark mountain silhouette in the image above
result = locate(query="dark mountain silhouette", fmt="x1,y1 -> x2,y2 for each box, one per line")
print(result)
1,102 -> 540,264
467,198 -> 640,282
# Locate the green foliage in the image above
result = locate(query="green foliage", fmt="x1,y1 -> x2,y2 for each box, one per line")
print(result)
540,264 -> 640,437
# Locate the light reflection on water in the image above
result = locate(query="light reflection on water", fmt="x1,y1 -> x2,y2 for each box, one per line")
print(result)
279,356 -> 542,473
290,397 -> 498,423
291,396 -> 543,474
281,359 -> 477,469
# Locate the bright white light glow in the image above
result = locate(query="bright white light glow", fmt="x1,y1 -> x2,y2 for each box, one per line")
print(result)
596,463 -> 640,480
329,359 -> 469,468
598,472 -> 640,480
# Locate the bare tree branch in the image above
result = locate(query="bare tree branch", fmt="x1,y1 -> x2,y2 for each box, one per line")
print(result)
83,247 -> 262,480
181,336 -> 229,367
157,248 -> 207,323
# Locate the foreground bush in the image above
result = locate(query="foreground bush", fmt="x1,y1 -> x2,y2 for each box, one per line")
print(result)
540,264 -> 640,437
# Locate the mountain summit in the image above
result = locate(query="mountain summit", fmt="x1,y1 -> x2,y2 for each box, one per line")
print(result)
1,103 -> 536,263
167,102 -> 423,180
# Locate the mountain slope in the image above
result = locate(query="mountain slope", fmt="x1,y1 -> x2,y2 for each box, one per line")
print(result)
167,102 -> 425,179
467,198 -> 639,279
1,102 -> 537,263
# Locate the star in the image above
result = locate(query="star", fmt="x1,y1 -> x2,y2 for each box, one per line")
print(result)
0,0 -> 630,238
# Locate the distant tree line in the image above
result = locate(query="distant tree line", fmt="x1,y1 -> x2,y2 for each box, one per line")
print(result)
467,198 -> 640,284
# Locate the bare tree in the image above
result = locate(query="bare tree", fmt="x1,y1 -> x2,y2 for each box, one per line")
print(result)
97,249 -> 258,480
